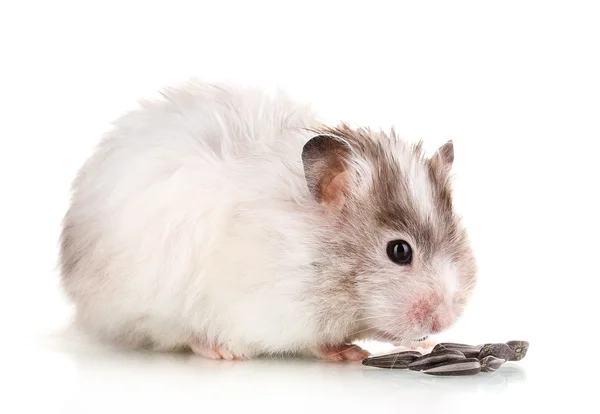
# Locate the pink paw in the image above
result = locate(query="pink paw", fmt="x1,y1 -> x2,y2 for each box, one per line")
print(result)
189,342 -> 244,360
316,344 -> 371,361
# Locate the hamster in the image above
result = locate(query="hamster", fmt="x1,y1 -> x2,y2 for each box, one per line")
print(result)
59,80 -> 477,361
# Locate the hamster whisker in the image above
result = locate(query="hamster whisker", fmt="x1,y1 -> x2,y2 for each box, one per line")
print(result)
347,322 -> 394,337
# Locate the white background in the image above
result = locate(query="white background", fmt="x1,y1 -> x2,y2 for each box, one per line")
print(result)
1,1 -> 598,413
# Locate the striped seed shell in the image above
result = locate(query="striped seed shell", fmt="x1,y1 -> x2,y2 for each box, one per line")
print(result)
432,343 -> 481,358
506,340 -> 529,361
479,355 -> 506,373
478,343 -> 515,361
362,351 -> 422,369
433,342 -> 483,351
408,349 -> 466,371
422,358 -> 481,376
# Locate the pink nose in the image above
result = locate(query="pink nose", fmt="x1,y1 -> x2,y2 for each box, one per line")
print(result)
430,316 -> 446,333
408,296 -> 452,333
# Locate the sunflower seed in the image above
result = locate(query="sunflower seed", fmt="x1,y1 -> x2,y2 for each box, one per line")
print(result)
408,349 -> 466,371
478,343 -> 515,361
422,358 -> 481,376
433,342 -> 483,351
479,355 -> 506,373
432,342 -> 482,358
505,340 -> 529,361
362,351 -> 422,369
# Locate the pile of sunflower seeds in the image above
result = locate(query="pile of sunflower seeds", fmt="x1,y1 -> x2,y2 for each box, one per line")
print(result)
361,340 -> 528,376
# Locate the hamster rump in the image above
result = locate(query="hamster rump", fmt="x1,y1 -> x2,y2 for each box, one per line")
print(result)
59,81 -> 334,358
59,80 -> 477,361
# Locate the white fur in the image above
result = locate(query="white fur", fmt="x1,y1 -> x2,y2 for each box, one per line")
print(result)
408,163 -> 435,218
61,79 -> 476,358
62,80 -> 352,357
394,143 -> 435,220
439,257 -> 459,298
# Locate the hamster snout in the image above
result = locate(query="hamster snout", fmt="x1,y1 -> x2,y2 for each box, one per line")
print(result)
407,293 -> 455,334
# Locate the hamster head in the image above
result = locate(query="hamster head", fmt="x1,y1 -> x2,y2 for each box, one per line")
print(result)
302,124 -> 477,345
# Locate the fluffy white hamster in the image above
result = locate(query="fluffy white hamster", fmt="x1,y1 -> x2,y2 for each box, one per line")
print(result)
59,80 -> 477,361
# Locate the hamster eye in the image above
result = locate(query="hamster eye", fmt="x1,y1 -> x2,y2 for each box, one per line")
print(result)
386,240 -> 412,265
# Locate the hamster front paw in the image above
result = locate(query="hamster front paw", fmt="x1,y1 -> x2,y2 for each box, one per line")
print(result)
315,343 -> 371,361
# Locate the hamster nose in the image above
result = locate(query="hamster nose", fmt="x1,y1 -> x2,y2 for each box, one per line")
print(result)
408,295 -> 452,333
430,307 -> 454,333
407,297 -> 436,324
430,315 -> 448,333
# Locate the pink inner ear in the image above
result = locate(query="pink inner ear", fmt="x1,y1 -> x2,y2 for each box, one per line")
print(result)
323,170 -> 350,209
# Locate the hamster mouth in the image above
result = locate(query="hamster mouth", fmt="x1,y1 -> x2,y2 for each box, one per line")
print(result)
376,330 -> 429,344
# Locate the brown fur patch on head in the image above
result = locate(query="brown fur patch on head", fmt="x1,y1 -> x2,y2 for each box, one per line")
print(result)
309,123 -> 457,240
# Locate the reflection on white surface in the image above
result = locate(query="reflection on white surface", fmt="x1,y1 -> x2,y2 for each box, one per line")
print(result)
5,331 -> 566,414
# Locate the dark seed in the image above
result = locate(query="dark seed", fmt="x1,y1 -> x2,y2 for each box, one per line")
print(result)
506,340 -> 529,361
362,350 -> 422,369
478,343 -> 515,361
431,344 -> 448,353
480,355 -> 506,373
422,358 -> 481,376
432,343 -> 482,358
365,350 -> 423,360
433,342 -> 483,351
408,349 -> 466,371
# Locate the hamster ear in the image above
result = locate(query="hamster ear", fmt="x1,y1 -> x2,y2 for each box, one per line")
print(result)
301,134 -> 354,210
430,140 -> 454,172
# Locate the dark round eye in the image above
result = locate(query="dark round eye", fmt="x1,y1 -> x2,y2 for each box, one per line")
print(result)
386,240 -> 412,265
